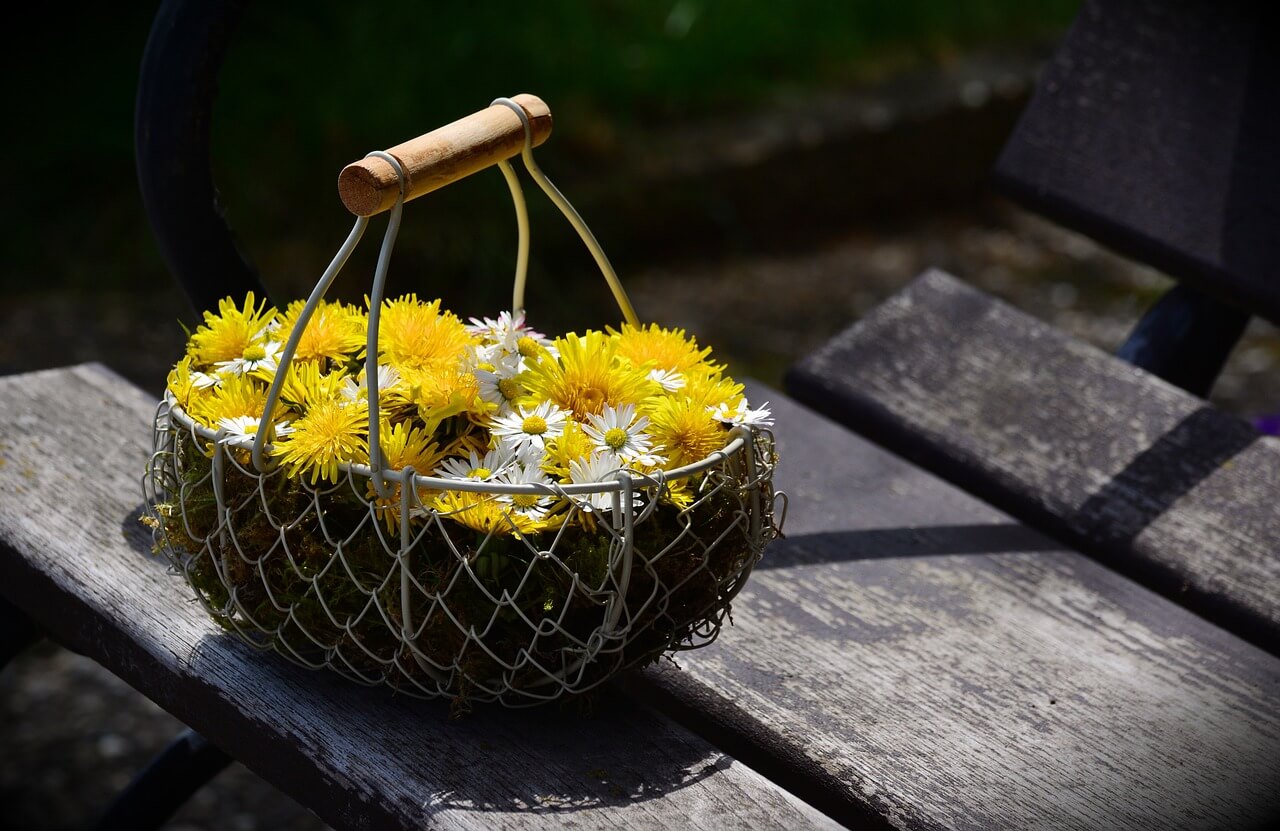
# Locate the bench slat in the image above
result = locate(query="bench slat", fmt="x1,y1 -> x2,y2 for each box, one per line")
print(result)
788,269 -> 1280,654
0,364 -> 837,831
993,0 -> 1280,324
633,380 -> 1280,830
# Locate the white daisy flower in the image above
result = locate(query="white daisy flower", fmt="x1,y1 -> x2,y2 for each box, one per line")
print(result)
475,354 -> 525,416
647,368 -> 686,392
582,404 -> 665,467
466,310 -> 523,341
490,400 -> 569,456
341,364 -> 401,402
468,310 -> 553,347
434,445 -> 517,482
473,313 -> 558,365
216,415 -> 293,449
468,340 -> 502,368
190,370 -> 221,389
567,452 -> 645,515
214,340 -> 282,377
494,463 -> 557,520
709,399 -> 775,429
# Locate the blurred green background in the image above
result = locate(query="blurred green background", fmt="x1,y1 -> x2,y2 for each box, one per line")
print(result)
3,0 -> 1074,320
5,0 -> 1278,423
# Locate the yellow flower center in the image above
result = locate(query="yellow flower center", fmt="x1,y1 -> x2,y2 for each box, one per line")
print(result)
468,467 -> 491,479
497,377 -> 521,401
243,343 -> 267,362
522,415 -> 548,435
604,427 -> 629,451
579,387 -> 605,414
517,336 -> 540,358
511,494 -> 540,510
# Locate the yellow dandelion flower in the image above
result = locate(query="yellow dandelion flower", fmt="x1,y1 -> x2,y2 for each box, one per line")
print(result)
400,364 -> 485,433
432,490 -> 555,538
166,355 -> 198,409
377,420 -> 446,473
540,421 -> 595,478
273,398 -> 369,485
646,396 -> 728,469
610,323 -> 721,374
677,368 -> 745,411
275,299 -> 366,364
524,330 -> 654,419
277,360 -> 347,413
187,374 -> 272,428
663,478 -> 696,511
367,420 -> 447,531
188,293 -> 276,367
375,294 -> 475,371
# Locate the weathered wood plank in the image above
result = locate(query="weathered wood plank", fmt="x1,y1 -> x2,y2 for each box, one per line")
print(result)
632,380 -> 1280,830
994,0 -> 1280,324
787,270 -> 1280,654
0,364 -> 838,831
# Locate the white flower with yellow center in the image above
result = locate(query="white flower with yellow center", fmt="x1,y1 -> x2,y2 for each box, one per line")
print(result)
341,364 -> 401,402
434,445 -> 516,482
495,463 -> 557,520
491,400 -> 568,456
582,404 -> 664,467
709,399 -> 775,429
216,415 -> 293,449
475,354 -> 525,416
567,452 -> 645,514
647,368 -> 686,392
468,311 -> 556,362
214,339 -> 282,377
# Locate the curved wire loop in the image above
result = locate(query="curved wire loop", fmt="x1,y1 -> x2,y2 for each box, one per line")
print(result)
490,96 -> 640,328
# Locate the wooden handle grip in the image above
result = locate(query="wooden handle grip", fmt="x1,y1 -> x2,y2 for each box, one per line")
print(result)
337,93 -> 553,216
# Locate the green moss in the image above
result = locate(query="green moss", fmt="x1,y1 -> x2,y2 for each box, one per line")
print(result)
153,428 -> 776,705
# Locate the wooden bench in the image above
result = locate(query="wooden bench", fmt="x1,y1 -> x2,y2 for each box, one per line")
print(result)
6,366 -> 1280,829
4,0 -> 1279,828
787,0 -> 1280,656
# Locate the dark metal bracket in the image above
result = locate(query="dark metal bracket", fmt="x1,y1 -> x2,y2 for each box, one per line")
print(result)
1116,283 -> 1251,399
93,728 -> 234,831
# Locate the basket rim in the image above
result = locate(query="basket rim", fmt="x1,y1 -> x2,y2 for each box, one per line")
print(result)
161,392 -> 754,497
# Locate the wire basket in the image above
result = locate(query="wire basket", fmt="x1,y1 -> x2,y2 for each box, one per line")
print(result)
143,96 -> 780,707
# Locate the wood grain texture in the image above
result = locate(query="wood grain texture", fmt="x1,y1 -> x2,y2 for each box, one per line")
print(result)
633,380 -> 1280,830
0,364 -> 837,831
787,270 -> 1280,654
338,94 -> 552,216
994,0 -> 1280,323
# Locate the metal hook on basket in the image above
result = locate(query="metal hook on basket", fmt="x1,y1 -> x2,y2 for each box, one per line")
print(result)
362,150 -> 408,502
489,97 -> 640,328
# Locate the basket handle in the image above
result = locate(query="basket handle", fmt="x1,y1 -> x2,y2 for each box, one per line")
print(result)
254,95 -> 641,488
337,94 -> 553,217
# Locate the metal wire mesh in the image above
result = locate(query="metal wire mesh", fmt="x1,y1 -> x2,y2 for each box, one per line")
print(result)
144,398 -> 778,707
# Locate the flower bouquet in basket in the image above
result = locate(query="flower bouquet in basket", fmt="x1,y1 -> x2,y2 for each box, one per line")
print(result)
144,95 -> 780,708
